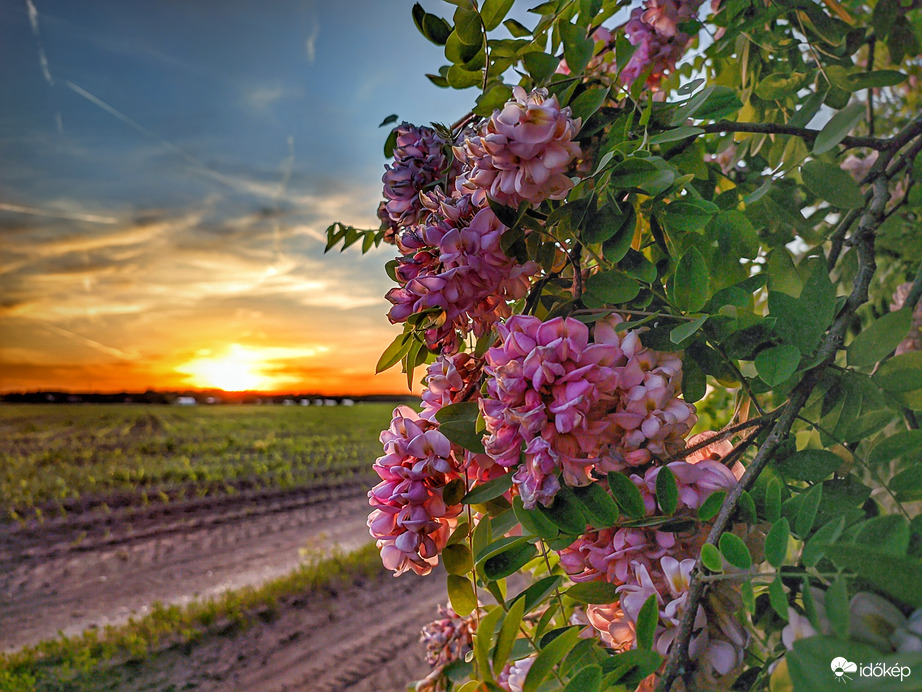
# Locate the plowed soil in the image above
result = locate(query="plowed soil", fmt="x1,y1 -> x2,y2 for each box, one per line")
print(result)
0,483 -> 443,691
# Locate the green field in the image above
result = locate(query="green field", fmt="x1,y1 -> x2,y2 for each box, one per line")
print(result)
0,403 -> 401,521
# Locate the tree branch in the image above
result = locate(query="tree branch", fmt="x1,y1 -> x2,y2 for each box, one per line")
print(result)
699,122 -> 887,150
654,133 -> 910,688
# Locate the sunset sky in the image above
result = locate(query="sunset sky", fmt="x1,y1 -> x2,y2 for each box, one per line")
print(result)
0,0 -> 487,394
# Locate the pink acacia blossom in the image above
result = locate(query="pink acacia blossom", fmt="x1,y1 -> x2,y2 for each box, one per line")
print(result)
367,406 -> 462,576
420,605 -> 476,667
455,87 -> 581,207
891,281 -> 922,355
497,656 -> 535,692
481,315 -> 695,506
382,123 -> 457,231
621,0 -> 704,88
385,193 -> 538,353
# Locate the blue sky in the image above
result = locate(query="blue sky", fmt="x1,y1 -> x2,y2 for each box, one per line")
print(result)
0,0 -> 487,393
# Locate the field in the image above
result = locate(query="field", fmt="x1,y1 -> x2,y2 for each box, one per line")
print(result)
0,403 -> 442,691
0,403 -> 398,520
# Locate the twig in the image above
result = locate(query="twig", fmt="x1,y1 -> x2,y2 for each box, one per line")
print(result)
655,133 -> 903,689
867,38 -> 876,138
699,122 -> 886,150
665,408 -> 783,463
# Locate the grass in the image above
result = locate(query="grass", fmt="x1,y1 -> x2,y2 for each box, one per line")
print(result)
0,543 -> 384,691
0,403 -> 401,521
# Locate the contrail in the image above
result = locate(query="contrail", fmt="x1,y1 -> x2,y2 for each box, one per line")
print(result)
0,202 -> 118,224
65,81 -> 282,199
29,319 -> 135,360
26,0 -> 54,86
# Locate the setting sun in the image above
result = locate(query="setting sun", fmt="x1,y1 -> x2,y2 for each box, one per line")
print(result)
174,343 -> 326,392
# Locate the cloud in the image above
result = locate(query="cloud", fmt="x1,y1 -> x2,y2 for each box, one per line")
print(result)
305,16 -> 319,63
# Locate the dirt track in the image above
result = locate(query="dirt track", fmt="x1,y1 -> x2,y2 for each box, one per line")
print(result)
0,483 -> 445,690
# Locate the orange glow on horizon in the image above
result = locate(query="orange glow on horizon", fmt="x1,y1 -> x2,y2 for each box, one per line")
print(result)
175,343 -> 323,392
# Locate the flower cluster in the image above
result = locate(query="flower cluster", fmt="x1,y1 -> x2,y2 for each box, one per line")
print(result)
455,86 -> 581,207
891,281 -> 922,355
382,123 -> 456,232
622,0 -> 704,88
367,406 -> 462,576
385,192 -> 537,353
480,314 -> 696,508
420,604 -> 476,667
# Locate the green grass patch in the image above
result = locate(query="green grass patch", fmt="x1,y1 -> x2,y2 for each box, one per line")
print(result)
0,403 -> 401,520
0,543 -> 384,691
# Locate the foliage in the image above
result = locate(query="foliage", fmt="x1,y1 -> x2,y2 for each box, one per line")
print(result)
328,0 -> 922,689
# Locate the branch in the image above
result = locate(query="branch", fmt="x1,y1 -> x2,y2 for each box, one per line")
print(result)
699,122 -> 887,150
655,159 -> 900,692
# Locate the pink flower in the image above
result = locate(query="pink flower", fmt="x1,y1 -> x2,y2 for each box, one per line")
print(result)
621,0 -> 704,89
382,123 -> 458,231
686,430 -> 744,479
455,87 -> 581,207
891,281 -> 922,355
368,406 -> 463,576
420,604 -> 476,667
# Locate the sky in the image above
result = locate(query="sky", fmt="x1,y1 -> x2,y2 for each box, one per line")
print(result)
0,0 -> 483,394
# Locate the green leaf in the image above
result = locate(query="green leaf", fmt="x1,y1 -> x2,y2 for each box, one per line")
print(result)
443,544 -> 474,575
769,575 -> 789,620
539,484 -> 588,535
607,472 -> 646,519
826,576 -> 850,639
462,474 -> 514,504
765,478 -> 783,522
655,468 -> 679,515
522,51 -> 559,84
569,87 -> 609,122
635,594 -> 659,650
565,581 -> 619,604
447,64 -> 483,89
845,70 -> 907,90
582,202 -> 628,245
510,575 -> 563,614
585,271 -> 640,304
802,516 -> 845,568
701,543 -> 722,572
474,605 -> 503,684
765,518 -> 790,568
795,483 -> 823,537
673,247 -> 710,313
776,449 -> 842,482
571,483 -> 620,529
801,160 -> 865,209
475,83 -> 514,116
874,351 -> 922,393
514,497 -> 559,540
564,666 -> 602,692
503,18 -> 531,37
607,158 -> 661,189
660,198 -> 720,233
755,344 -> 802,386
855,515 -> 910,556
847,309 -> 913,368
698,490 -> 726,521
813,102 -> 864,154
559,21 -> 593,75
523,627 -> 581,692
412,4 -> 452,46
483,541 -> 539,580
481,0 -> 514,30
824,546 -> 922,608
648,126 -> 704,145
493,596 -> 525,672
447,574 -> 477,616
755,71 -> 809,100
868,430 -> 922,466
669,85 -> 742,125
375,331 -> 413,373
436,401 -> 486,454
719,532 -> 752,569
453,6 -> 483,45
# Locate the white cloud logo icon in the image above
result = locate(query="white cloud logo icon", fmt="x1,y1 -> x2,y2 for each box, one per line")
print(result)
831,657 -> 858,682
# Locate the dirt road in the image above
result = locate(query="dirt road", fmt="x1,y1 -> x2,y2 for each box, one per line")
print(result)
0,482 -> 445,691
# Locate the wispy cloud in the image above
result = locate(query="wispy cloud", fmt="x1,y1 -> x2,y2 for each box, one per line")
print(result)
0,202 -> 117,224
25,0 -> 54,86
305,15 -> 319,64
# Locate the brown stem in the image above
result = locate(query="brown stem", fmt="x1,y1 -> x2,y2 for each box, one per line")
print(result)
699,122 -> 886,150
654,138 -> 904,689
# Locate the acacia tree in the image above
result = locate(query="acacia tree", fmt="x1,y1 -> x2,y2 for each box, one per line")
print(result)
327,0 -> 922,689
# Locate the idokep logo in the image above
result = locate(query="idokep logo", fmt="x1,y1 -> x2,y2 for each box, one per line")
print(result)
831,657 -> 913,684
831,657 -> 857,683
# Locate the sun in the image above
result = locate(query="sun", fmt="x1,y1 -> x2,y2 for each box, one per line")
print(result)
176,344 -> 275,391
